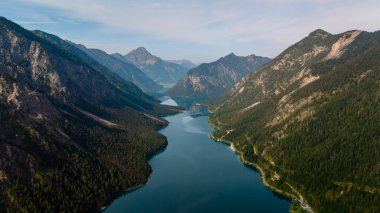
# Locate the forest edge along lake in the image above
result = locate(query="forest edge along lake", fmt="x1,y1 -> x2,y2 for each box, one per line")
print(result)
103,97 -> 291,213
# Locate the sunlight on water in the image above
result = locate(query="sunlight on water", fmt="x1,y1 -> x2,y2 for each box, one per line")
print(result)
161,98 -> 178,106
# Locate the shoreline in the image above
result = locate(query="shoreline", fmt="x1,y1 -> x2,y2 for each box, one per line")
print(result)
99,183 -> 145,212
99,110 -> 183,212
101,105 -> 312,213
208,118 -> 313,213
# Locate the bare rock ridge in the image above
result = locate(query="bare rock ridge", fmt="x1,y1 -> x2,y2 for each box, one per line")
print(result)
167,52 -> 271,103
125,47 -> 155,65
121,47 -> 189,87
33,30 -> 162,93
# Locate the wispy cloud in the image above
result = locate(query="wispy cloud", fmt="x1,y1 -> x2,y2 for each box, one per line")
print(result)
5,0 -> 380,62
14,20 -> 57,25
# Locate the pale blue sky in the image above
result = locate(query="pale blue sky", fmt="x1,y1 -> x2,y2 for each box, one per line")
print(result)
2,0 -> 380,63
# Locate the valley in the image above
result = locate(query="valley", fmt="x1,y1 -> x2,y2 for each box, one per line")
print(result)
103,98 -> 291,213
0,3 -> 379,212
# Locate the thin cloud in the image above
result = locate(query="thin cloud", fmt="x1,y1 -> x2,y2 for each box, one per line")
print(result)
11,0 -> 380,61
14,20 -> 56,25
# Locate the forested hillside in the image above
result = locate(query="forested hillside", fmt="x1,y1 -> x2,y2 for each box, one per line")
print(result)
0,17 -> 180,212
210,29 -> 380,212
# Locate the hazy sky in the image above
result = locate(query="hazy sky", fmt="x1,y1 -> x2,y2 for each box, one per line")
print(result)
2,0 -> 380,63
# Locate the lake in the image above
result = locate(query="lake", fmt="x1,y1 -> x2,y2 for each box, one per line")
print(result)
104,98 -> 290,213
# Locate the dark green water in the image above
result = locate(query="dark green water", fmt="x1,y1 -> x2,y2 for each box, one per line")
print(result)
104,99 -> 290,213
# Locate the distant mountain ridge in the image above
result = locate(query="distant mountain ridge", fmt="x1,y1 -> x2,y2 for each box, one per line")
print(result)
74,45 -> 163,93
168,59 -> 197,70
210,29 -> 380,212
167,53 -> 271,103
33,30 -> 162,93
121,47 -> 188,87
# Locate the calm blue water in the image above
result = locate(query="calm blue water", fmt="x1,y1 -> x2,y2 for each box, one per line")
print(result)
104,99 -> 290,213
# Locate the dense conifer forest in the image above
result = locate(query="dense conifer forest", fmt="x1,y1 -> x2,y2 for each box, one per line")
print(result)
210,30 -> 380,212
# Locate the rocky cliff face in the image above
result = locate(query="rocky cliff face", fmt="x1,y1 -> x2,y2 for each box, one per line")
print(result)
33,30 -> 162,93
0,17 -> 179,212
210,29 -> 380,212
123,47 -> 188,87
167,53 -> 270,103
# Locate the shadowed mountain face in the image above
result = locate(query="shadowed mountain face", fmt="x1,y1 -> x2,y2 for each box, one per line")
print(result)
122,47 -> 188,87
74,45 -> 163,93
0,17 -> 180,212
166,53 -> 271,104
33,30 -> 162,94
210,29 -> 380,212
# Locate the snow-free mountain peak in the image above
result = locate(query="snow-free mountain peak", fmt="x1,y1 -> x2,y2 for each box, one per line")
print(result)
123,47 -> 188,87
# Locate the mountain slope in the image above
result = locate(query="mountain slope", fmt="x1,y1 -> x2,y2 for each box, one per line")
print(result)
168,59 -> 197,70
33,30 -> 162,93
123,47 -> 188,87
75,45 -> 163,93
0,17 -> 180,212
167,53 -> 270,103
210,29 -> 380,212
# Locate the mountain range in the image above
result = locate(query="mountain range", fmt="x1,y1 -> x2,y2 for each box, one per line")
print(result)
74,44 -> 164,93
210,29 -> 380,212
117,47 -> 188,87
1,14 -> 379,213
168,59 -> 198,70
167,53 -> 270,103
33,30 -> 162,94
0,17 -> 181,212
